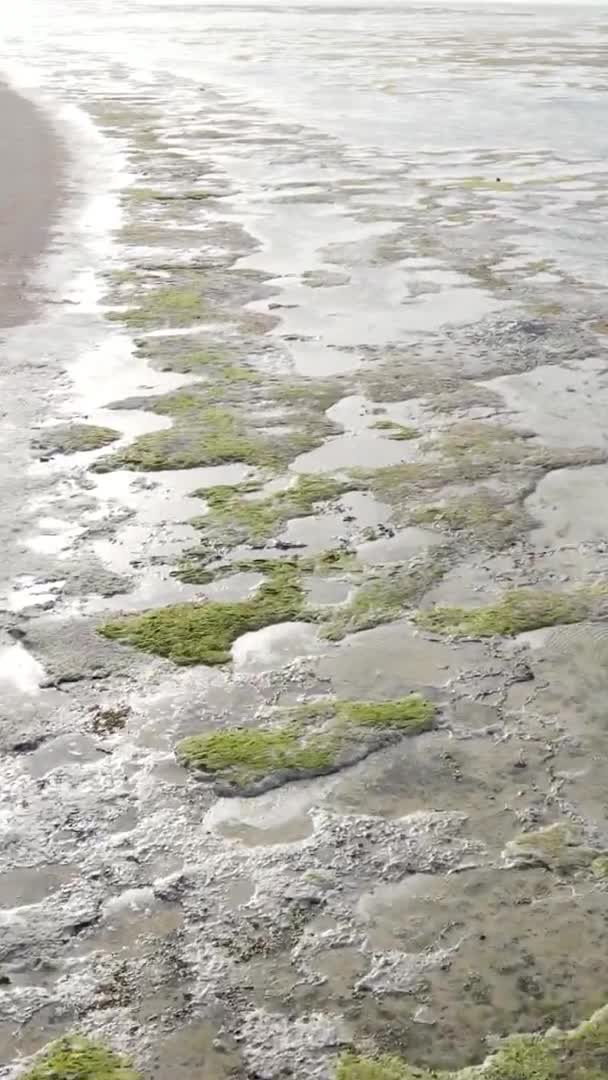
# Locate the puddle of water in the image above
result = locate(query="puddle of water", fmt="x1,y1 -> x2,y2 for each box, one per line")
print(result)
305,576 -> 352,606
5,575 -> 64,612
26,516 -> 86,555
205,777 -> 339,846
488,356 -> 608,449
267,268 -> 509,348
202,571 -> 264,603
232,621 -> 324,673
92,463 -> 250,525
0,642 -> 47,696
280,511 -> 348,552
25,733 -> 104,778
286,339 -> 364,377
292,433 -> 420,474
74,904 -> 183,959
527,462 -> 608,547
357,527 -> 441,566
151,1019 -> 243,1080
317,621 -> 489,699
0,864 -> 78,908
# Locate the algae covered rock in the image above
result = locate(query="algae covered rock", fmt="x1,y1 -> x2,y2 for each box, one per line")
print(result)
33,423 -> 120,457
176,694 -> 435,794
21,1035 -> 140,1080
416,586 -> 605,639
503,823 -> 598,873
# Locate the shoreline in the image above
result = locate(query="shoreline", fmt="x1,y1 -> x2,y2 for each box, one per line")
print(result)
0,81 -> 64,328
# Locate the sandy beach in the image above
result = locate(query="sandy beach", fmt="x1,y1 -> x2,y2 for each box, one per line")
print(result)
1,3 -> 608,1079
0,83 -> 63,326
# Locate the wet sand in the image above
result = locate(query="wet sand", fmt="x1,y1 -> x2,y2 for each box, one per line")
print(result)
0,82 -> 62,326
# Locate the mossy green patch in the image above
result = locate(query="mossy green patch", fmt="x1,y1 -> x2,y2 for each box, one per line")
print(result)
92,404 -> 317,473
410,491 -> 532,549
146,345 -> 232,375
323,556 -> 448,641
191,474 -> 360,550
416,585 -> 606,639
371,420 -> 419,440
177,725 -> 337,783
304,548 -> 360,575
98,564 -> 304,665
337,1003 -> 608,1080
176,693 -> 434,790
33,423 -> 120,457
437,421 -> 533,464
270,378 -> 346,413
591,856 -> 608,880
277,695 -> 435,737
106,286 -> 206,328
506,824 -> 598,873
21,1035 -> 140,1080
427,384 -> 504,414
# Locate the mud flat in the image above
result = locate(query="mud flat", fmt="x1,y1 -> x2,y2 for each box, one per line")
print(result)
2,3 -> 608,1079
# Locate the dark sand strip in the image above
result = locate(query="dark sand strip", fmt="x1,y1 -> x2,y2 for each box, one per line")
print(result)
0,81 -> 63,327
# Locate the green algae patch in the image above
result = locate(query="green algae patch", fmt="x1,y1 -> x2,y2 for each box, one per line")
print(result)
98,564 -> 304,665
93,371 -> 339,471
371,420 -> 419,441
337,1003 -> 608,1080
144,345 -> 232,376
176,694 -> 434,793
304,548 -> 360,575
93,405 -> 292,473
415,586 -> 605,639
192,474 -> 361,550
282,695 -> 434,734
437,421 -> 533,466
410,491 -> 533,550
33,423 -> 120,457
107,286 -> 206,328
323,556 -> 448,641
505,824 -> 598,873
22,1035 -> 140,1080
592,856 -> 608,880
270,378 -> 346,413
177,725 -> 337,786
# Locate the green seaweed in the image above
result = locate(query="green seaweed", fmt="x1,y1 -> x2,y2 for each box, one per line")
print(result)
176,694 -> 434,788
323,557 -> 448,641
177,725 -> 336,782
191,474 -> 360,549
410,491 -> 532,549
371,420 -> 419,441
591,856 -> 608,880
33,423 -> 120,456
337,1003 -> 608,1080
505,824 -> 597,873
98,564 -> 304,665
416,586 -> 605,639
92,405 -> 291,472
437,421 -> 533,465
21,1035 -> 140,1080
106,286 -> 206,328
